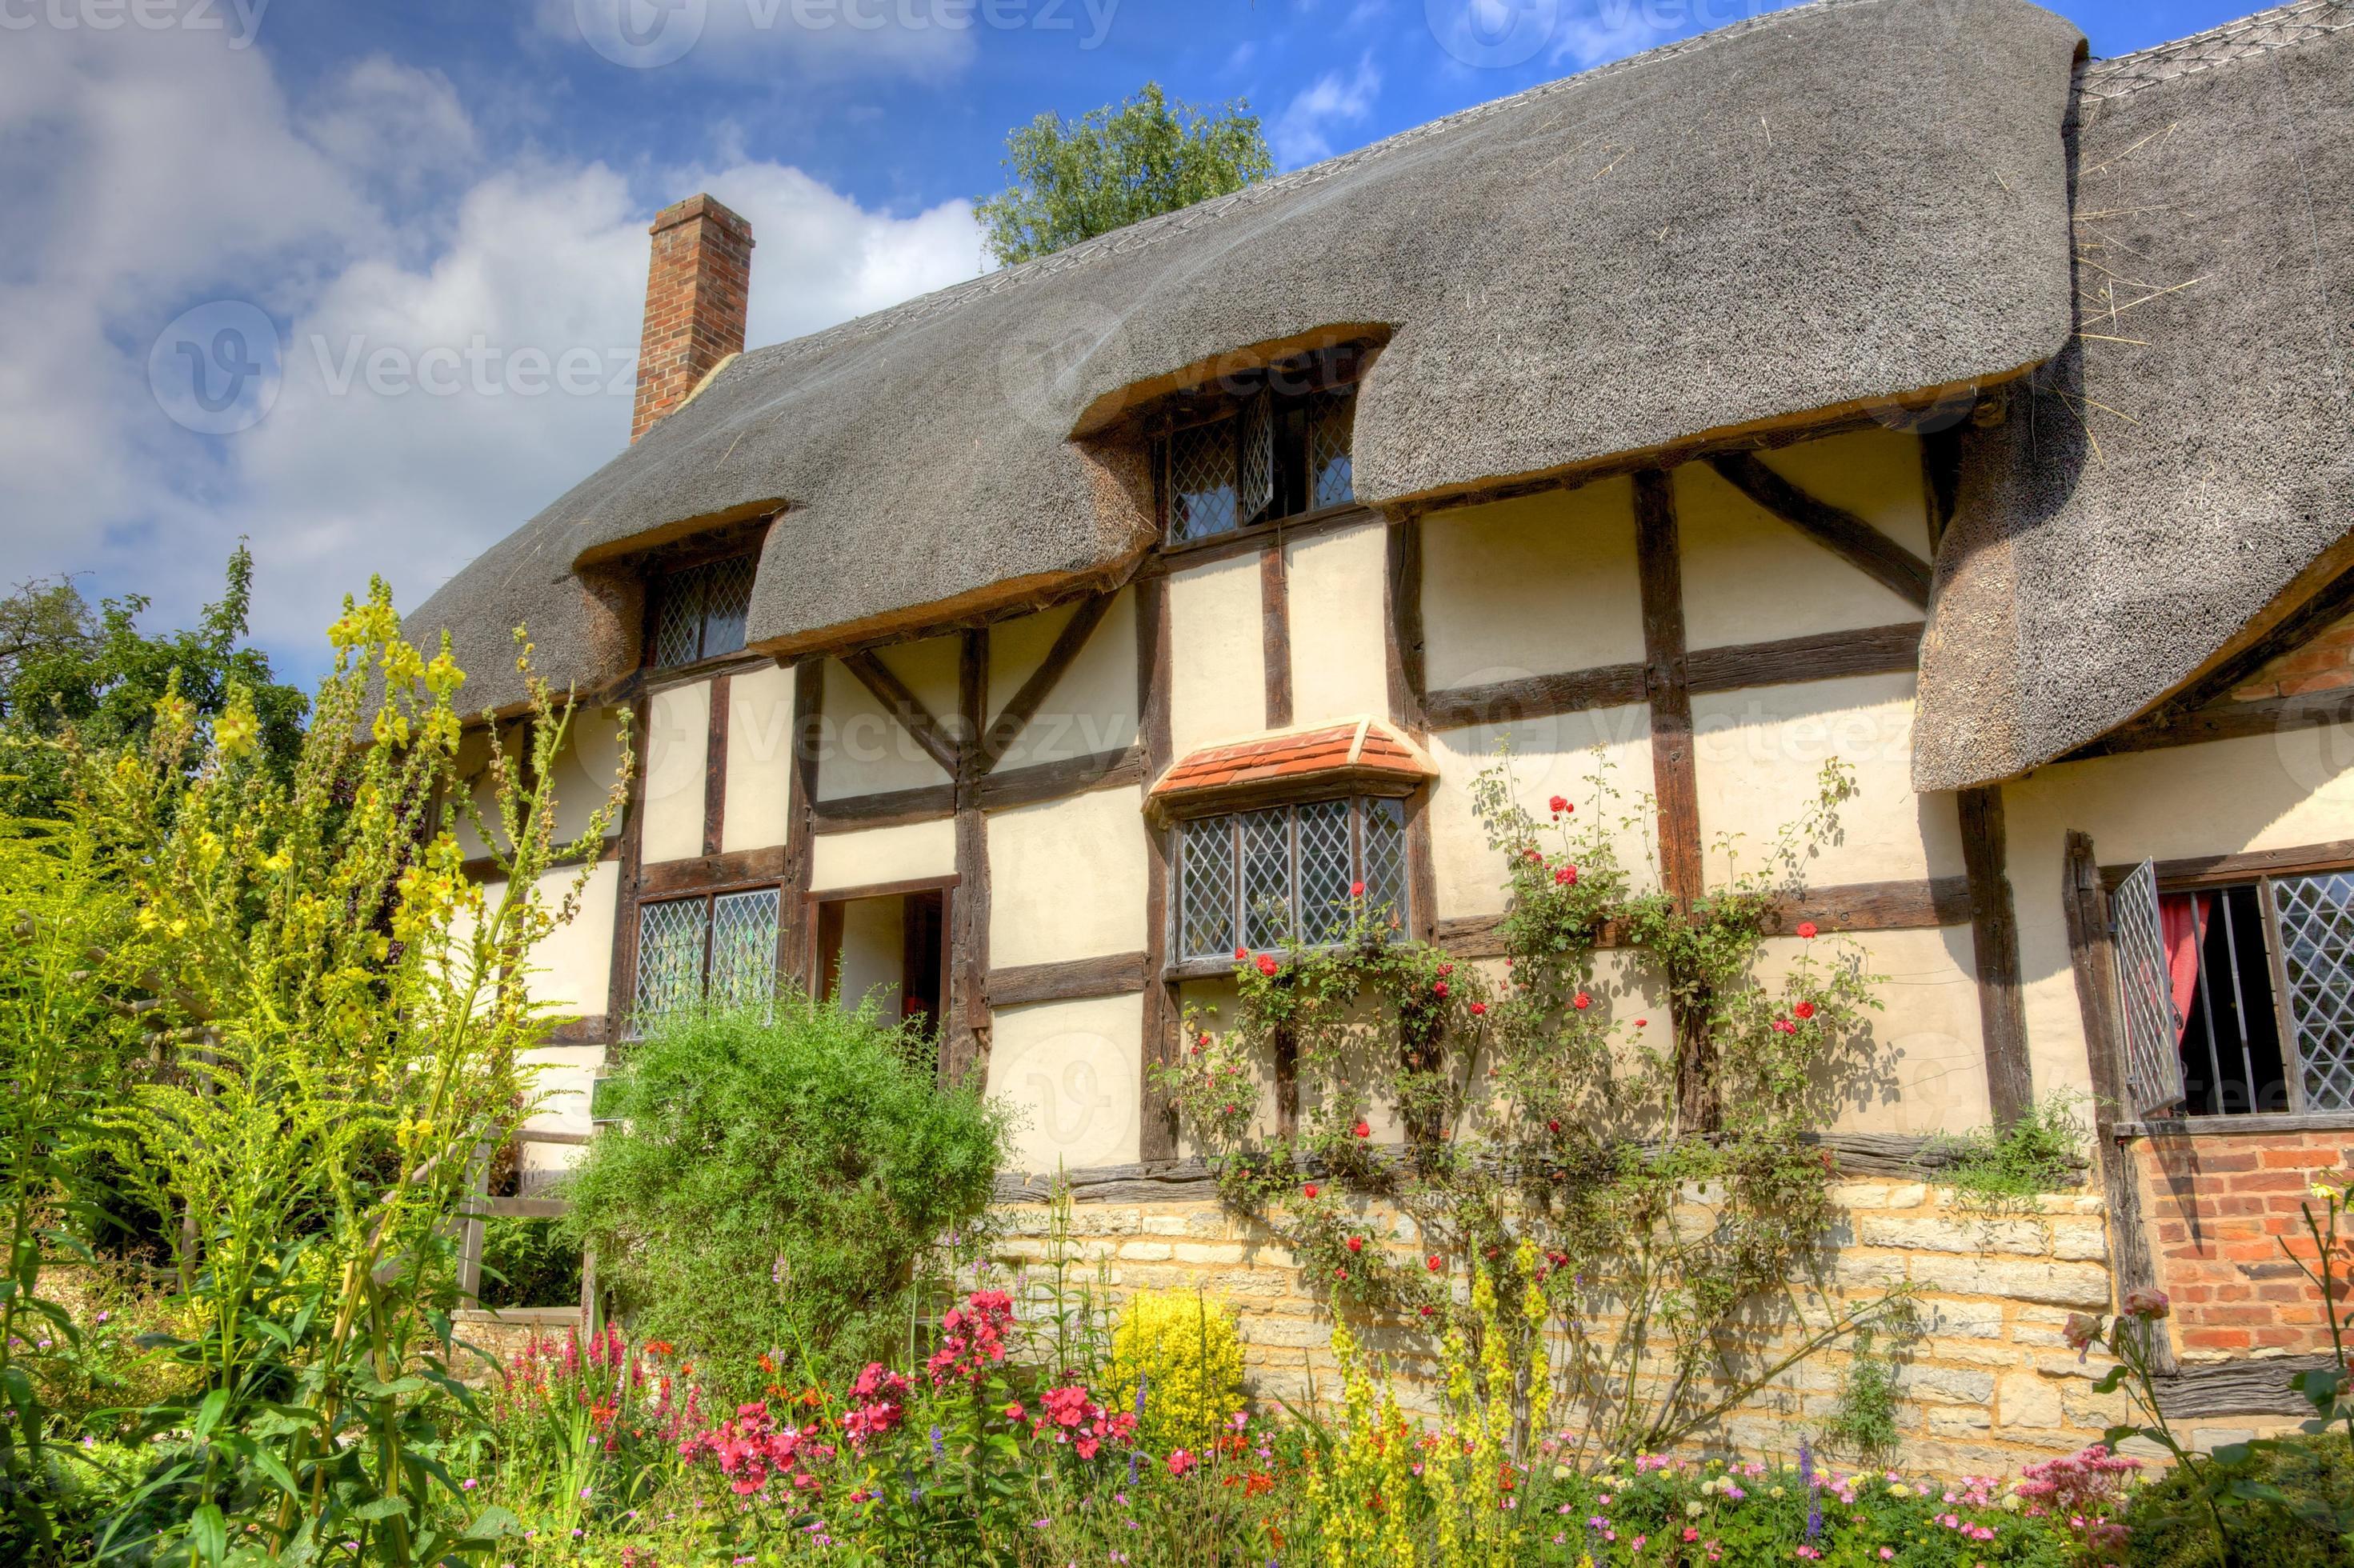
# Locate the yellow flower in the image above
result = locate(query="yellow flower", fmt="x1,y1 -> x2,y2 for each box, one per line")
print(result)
2312,1182 -> 2343,1202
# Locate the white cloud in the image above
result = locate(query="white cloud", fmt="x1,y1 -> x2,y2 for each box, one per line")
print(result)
1547,0 -> 1676,68
0,19 -> 983,668
1272,51 -> 1382,167
533,0 -> 979,81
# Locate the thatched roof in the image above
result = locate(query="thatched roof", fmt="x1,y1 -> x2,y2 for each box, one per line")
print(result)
412,0 -> 2084,717
1913,0 -> 2354,790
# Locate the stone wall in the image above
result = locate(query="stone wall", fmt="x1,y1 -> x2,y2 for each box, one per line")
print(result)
2135,1127 -> 2354,1359
991,1177 -> 2160,1474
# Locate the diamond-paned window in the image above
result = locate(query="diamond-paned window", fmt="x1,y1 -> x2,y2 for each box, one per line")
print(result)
634,897 -> 709,1025
652,552 -> 755,668
1155,350 -> 1361,545
2272,870 -> 2354,1111
709,889 -> 781,1011
1167,422 -> 1238,545
633,886 -> 780,1031
1309,386 -> 1355,510
1173,796 -> 1410,959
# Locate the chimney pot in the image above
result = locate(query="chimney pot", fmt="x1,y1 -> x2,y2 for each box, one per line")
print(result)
632,193 -> 755,442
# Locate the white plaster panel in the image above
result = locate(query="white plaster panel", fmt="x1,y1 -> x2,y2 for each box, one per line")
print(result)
1675,454 -> 1925,651
546,705 -> 628,844
1287,520 -> 1392,728
810,817 -> 958,891
834,895 -> 907,1020
1175,977 -> 1281,1150
522,1044 -> 608,1138
1775,927 -> 1992,1137
987,590 -> 1140,768
1167,554 -> 1267,758
1421,477 -> 1645,691
640,679 -> 710,864
1759,428 -> 1932,558
2004,722 -> 2354,1106
522,859 -> 619,1017
1691,672 -> 1961,888
723,662 -> 798,853
987,789 -> 1148,968
1427,705 -> 1659,921
820,655 -> 954,798
987,993 -> 1144,1173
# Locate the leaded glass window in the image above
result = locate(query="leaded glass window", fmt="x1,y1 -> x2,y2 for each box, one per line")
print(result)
1155,350 -> 1360,544
633,887 -> 779,1029
2273,870 -> 2354,1111
652,553 -> 755,668
1172,796 -> 1411,961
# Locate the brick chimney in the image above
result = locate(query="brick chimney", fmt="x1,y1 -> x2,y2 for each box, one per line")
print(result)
632,194 -> 755,442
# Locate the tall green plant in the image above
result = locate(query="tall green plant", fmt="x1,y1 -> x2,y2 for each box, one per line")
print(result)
84,584 -> 627,1565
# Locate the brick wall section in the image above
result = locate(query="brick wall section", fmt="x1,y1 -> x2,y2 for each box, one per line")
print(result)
2229,606 -> 2354,700
631,194 -> 754,442
2136,1130 -> 2354,1358
989,1180 -> 2167,1474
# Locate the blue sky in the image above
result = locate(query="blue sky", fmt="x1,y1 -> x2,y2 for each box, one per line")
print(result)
0,0 -> 2263,683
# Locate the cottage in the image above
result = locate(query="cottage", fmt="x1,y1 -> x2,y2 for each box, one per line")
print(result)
412,0 -> 2354,1467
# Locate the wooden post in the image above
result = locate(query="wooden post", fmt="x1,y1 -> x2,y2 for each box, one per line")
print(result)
946,630 -> 992,1084
456,1136 -> 492,1310
1634,470 -> 1713,1131
603,695 -> 651,1031
779,661 -> 822,991
1261,544 -> 1293,730
2062,830 -> 2172,1368
1959,785 -> 2034,1126
702,672 -> 732,857
1137,577 -> 1181,1162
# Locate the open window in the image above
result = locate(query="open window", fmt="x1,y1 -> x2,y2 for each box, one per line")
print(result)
815,883 -> 949,1075
2111,862 -> 2354,1116
1155,346 -> 1362,546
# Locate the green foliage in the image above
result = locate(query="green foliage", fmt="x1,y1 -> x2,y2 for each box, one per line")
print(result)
0,543 -> 306,819
2124,1434 -> 2354,1568
1105,1287 -> 1246,1452
975,82 -> 1272,264
1826,1325 -> 1908,1466
1928,1094 -> 2089,1232
476,1218 -> 581,1310
560,999 -> 1010,1396
1157,748 -> 1900,1462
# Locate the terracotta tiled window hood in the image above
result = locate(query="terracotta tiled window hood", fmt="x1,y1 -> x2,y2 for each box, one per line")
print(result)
1145,718 -> 1436,824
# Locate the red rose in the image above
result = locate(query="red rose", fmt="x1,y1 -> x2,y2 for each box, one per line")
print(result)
1419,1304 -> 1435,1318
1426,1254 -> 1443,1272
1547,1119 -> 1561,1134
1334,1267 -> 1347,1280
1257,954 -> 1279,978
1352,1120 -> 1371,1139
1469,1001 -> 1487,1017
1432,980 -> 1449,998
1792,1001 -> 1816,1020
1235,947 -> 1249,962
1436,962 -> 1454,978
1346,1235 -> 1364,1254
1554,865 -> 1577,886
1351,880 -> 1367,898
1303,1183 -> 1319,1198
1772,1019 -> 1796,1035
1796,922 -> 1818,939
1548,795 -> 1567,815
1635,1018 -> 1647,1028
1523,848 -> 1543,864
1572,991 -> 1591,1011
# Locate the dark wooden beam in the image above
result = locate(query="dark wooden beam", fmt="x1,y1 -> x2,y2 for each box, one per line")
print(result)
2137,561 -> 2354,727
985,951 -> 1149,1008
1261,544 -> 1293,730
1435,874 -> 1974,958
2155,1354 -> 2336,1419
1135,502 -> 1377,576
1137,574 -> 1180,1163
1958,786 -> 2033,1127
1707,453 -> 1932,609
1920,426 -> 1962,557
981,594 -> 1115,772
945,629 -> 991,1084
841,649 -> 961,777
702,672 -> 731,858
602,695 -> 651,1030
779,660 -> 822,990
462,835 -> 621,886
810,872 -> 961,906
635,845 -> 789,899
1422,663 -> 1650,732
2100,836 -> 2354,892
812,782 -> 959,833
2064,830 -> 2173,1373
980,745 -> 1147,812
1635,470 -> 1713,1134
1385,512 -> 1426,734
1687,622 -> 1924,694
2064,686 -> 2354,761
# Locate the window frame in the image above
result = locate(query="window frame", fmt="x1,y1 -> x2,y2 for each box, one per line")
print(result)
626,881 -> 785,1036
1152,346 -> 1366,551
639,521 -> 771,676
2111,853 -> 2354,1119
1169,792 -> 1411,966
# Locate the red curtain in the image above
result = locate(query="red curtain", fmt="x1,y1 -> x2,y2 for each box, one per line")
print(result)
2159,892 -> 2212,1042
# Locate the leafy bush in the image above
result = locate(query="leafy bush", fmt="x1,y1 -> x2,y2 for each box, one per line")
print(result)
1105,1287 -> 1246,1450
562,998 -> 1010,1395
477,1216 -> 581,1310
2124,1434 -> 2354,1568
1928,1094 -> 2089,1231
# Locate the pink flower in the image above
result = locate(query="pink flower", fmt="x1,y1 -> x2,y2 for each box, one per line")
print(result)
2123,1287 -> 2171,1320
1167,1449 -> 1197,1478
1432,979 -> 1450,998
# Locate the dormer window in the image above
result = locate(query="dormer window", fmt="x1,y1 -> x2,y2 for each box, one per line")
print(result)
650,550 -> 755,669
1157,346 -> 1361,546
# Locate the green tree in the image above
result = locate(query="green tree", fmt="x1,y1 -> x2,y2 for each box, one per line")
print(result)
0,542 -> 307,818
975,82 -> 1274,265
